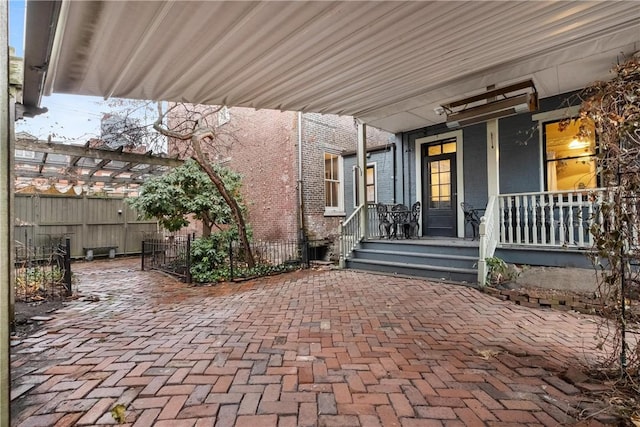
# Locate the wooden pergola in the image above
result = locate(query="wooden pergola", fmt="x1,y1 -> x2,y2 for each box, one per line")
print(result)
14,135 -> 183,193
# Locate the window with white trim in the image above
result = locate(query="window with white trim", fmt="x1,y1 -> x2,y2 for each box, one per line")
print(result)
324,152 -> 343,213
353,164 -> 376,207
544,118 -> 597,191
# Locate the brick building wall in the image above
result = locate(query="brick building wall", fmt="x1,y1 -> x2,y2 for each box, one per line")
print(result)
300,113 -> 393,258
300,114 -> 353,242
167,106 -> 393,253
223,108 -> 298,241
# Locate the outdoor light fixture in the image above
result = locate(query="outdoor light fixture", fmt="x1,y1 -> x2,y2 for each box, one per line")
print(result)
568,139 -> 590,150
443,80 -> 538,128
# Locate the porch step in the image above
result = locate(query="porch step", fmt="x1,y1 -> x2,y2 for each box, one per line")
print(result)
345,239 -> 479,284
352,249 -> 477,270
346,258 -> 477,283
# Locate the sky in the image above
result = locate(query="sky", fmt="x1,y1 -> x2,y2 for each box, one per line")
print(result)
10,1 -> 128,143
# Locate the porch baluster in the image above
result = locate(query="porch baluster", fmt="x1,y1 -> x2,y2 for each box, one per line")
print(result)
522,195 -> 530,244
531,194 -> 539,245
557,194 -> 565,245
567,194 -> 575,245
499,197 -> 507,245
507,197 -> 514,244
545,194 -> 556,245
514,196 -> 522,244
587,193 -> 595,247
576,192 -> 585,247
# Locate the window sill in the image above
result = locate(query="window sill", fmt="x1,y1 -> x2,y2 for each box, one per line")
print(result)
324,210 -> 346,217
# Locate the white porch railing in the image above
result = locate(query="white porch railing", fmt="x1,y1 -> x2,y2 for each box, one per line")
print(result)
339,204 -> 364,268
497,188 -> 605,248
478,196 -> 499,284
477,188 -> 606,285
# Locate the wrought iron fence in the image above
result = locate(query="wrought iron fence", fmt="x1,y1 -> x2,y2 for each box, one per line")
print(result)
141,234 -> 192,283
14,237 -> 72,302
228,238 -> 310,280
141,234 -> 318,284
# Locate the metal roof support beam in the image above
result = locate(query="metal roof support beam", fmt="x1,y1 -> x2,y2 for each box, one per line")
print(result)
1,2 -> 12,422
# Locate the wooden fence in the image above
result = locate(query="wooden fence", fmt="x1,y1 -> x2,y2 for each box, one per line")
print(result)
14,194 -> 157,259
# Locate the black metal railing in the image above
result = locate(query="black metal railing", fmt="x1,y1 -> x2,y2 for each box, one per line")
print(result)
228,238 -> 309,280
14,238 -> 72,302
141,234 -> 325,284
141,235 -> 192,283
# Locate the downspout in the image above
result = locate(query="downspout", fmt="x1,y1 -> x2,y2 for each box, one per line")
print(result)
297,112 -> 306,243
392,143 -> 397,203
401,134 -> 406,204
407,137 -> 412,204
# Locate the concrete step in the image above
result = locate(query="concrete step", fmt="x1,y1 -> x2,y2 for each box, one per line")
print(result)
346,258 -> 478,284
352,248 -> 477,270
361,240 -> 479,257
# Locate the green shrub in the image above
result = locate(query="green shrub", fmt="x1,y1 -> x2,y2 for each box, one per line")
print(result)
190,231 -> 236,283
189,230 -> 299,283
485,256 -> 518,286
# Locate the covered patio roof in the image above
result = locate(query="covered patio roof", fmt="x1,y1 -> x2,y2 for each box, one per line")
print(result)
22,1 -> 640,133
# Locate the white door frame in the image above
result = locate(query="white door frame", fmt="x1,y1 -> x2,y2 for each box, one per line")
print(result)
415,130 -> 465,238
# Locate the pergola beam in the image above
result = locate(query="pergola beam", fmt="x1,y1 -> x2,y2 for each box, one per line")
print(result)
16,138 -> 183,167
87,158 -> 112,177
37,152 -> 47,173
16,170 -> 149,184
14,138 -> 183,189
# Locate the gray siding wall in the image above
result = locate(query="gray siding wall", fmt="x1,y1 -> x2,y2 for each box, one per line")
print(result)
343,147 -> 395,217
462,124 -> 488,209
397,90 -> 583,205
398,124 -> 488,210
498,90 -> 582,194
498,112 -> 541,194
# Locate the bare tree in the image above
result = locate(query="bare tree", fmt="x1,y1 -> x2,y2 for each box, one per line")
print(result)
153,102 -> 255,268
577,56 -> 640,378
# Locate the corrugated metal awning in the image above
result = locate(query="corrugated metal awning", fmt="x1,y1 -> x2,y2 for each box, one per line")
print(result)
24,1 -> 640,133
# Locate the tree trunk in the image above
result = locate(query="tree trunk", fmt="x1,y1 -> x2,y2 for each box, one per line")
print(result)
191,136 -> 255,268
201,212 -> 213,238
152,103 -> 254,268
202,222 -> 211,237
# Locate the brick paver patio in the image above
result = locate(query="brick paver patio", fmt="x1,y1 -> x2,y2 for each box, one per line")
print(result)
11,258 -> 605,426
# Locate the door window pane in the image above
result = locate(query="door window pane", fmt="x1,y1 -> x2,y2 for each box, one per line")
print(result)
428,145 -> 441,156
442,142 -> 456,153
430,159 -> 452,209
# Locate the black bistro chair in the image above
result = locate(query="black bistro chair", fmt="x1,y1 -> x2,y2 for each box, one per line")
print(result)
461,202 -> 481,239
390,204 -> 411,239
408,201 -> 421,238
376,203 -> 392,238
